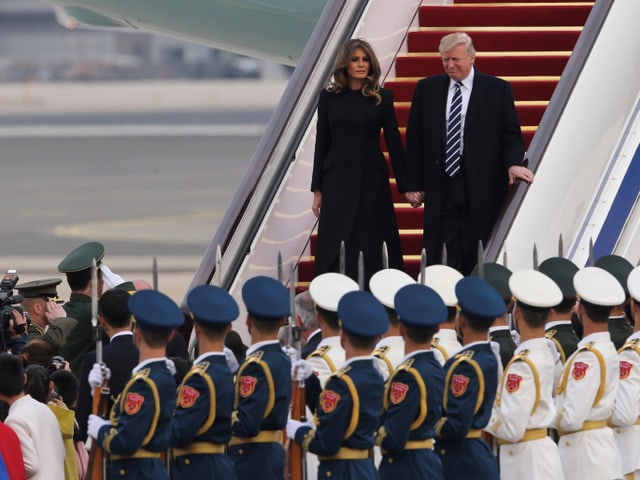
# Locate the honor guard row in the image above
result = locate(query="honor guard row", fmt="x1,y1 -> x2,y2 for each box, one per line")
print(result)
77,252 -> 640,480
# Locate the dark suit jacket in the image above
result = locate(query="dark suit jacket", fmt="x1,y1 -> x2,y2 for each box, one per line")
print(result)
75,333 -> 139,441
404,69 -> 525,263
301,330 -> 322,359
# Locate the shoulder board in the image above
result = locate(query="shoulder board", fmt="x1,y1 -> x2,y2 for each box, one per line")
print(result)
511,349 -> 530,361
432,337 -> 441,346
545,329 -> 556,339
310,345 -> 331,357
192,361 -> 210,373
397,358 -> 415,371
618,338 -> 640,353
454,349 -> 475,360
335,365 -> 353,378
246,350 -> 265,362
132,368 -> 151,380
373,345 -> 390,358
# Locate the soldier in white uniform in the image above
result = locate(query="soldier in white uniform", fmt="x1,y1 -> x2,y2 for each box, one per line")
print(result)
370,268 -> 415,380
555,266 -> 624,480
611,266 -> 640,479
487,269 -> 564,480
421,264 -> 463,365
293,272 -> 358,412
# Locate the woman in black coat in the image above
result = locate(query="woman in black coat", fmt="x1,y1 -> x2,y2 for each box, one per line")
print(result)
311,38 -> 406,286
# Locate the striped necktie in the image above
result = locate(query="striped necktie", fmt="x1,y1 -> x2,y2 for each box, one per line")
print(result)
445,82 -> 463,177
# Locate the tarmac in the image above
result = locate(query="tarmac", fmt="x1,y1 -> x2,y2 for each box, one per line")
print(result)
0,79 -> 288,308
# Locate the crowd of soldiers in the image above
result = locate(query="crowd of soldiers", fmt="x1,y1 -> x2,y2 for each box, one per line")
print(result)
1,240 -> 639,480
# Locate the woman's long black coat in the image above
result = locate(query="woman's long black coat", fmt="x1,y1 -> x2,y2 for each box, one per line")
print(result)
311,87 -> 407,286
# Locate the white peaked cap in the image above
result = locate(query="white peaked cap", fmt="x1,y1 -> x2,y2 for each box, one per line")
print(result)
369,268 -> 415,309
627,266 -> 640,302
420,265 -> 463,307
509,269 -> 562,308
574,266 -> 625,306
309,272 -> 359,312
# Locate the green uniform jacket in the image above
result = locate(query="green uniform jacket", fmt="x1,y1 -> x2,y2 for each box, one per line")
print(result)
28,317 -> 78,354
60,293 -> 92,373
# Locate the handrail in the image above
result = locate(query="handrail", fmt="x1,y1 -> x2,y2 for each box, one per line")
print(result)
185,0 -> 369,301
484,0 -> 614,262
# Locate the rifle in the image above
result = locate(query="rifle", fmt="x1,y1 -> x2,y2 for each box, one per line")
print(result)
287,263 -> 307,480
87,258 -> 110,480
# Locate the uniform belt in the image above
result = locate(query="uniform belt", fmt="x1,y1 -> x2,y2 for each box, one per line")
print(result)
229,430 -> 282,446
318,447 -> 369,461
404,439 -> 434,450
110,449 -> 162,461
498,428 -> 548,445
172,442 -> 226,457
466,429 -> 482,439
558,420 -> 607,437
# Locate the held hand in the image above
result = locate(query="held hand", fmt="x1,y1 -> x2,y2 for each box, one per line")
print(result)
291,359 -> 314,381
100,264 -> 125,290
312,190 -> 322,218
88,363 -> 111,391
87,414 -> 110,439
223,347 -> 239,374
405,191 -> 424,208
165,358 -> 177,376
508,165 -> 534,185
286,418 -> 312,440
44,301 -> 66,326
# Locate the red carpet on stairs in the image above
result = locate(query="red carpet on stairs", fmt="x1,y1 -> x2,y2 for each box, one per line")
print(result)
297,0 -> 594,286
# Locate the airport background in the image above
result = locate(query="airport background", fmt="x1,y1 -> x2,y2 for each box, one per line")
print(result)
0,0 -> 289,305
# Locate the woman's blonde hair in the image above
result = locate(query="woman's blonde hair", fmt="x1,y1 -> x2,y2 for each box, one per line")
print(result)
328,38 -> 381,105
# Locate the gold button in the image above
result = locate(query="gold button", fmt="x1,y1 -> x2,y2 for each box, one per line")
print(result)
565,441 -> 571,446
508,450 -> 513,456
440,449 -> 446,455
327,471 -> 332,477
616,429 -> 621,434
388,458 -> 393,464
185,459 -> 190,465
239,449 -> 244,455
120,469 -> 126,476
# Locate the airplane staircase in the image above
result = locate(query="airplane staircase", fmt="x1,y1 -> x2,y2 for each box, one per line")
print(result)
298,0 -> 594,284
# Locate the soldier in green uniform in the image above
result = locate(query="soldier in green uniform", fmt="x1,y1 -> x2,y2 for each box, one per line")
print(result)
57,241 -> 105,372
17,278 -> 77,354
595,254 -> 634,349
539,257 -> 581,364
474,262 -> 517,368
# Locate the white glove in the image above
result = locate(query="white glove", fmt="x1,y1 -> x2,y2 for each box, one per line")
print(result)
165,358 -> 177,376
87,414 -> 110,439
100,264 -> 125,290
88,363 -> 111,391
510,329 -> 521,345
282,346 -> 298,363
291,359 -> 314,381
223,347 -> 240,373
286,418 -> 312,440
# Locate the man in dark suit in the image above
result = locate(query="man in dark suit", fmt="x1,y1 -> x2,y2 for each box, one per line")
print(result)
404,32 -> 534,275
76,288 -> 139,441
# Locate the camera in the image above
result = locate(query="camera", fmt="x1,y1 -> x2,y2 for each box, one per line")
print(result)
0,269 -> 26,339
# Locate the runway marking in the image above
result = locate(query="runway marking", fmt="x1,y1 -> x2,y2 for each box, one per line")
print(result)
52,211 -> 221,244
0,124 -> 266,138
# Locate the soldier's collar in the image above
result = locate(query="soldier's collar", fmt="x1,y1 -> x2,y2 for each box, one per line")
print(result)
246,339 -> 280,356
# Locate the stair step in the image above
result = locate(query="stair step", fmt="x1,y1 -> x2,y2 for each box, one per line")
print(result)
395,52 -> 570,77
393,101 -> 547,129
309,229 -> 425,257
386,76 -> 559,102
420,4 -> 592,27
379,126 -> 537,155
409,28 -> 581,52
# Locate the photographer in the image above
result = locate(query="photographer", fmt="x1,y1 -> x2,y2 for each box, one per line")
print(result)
1,308 -> 28,355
